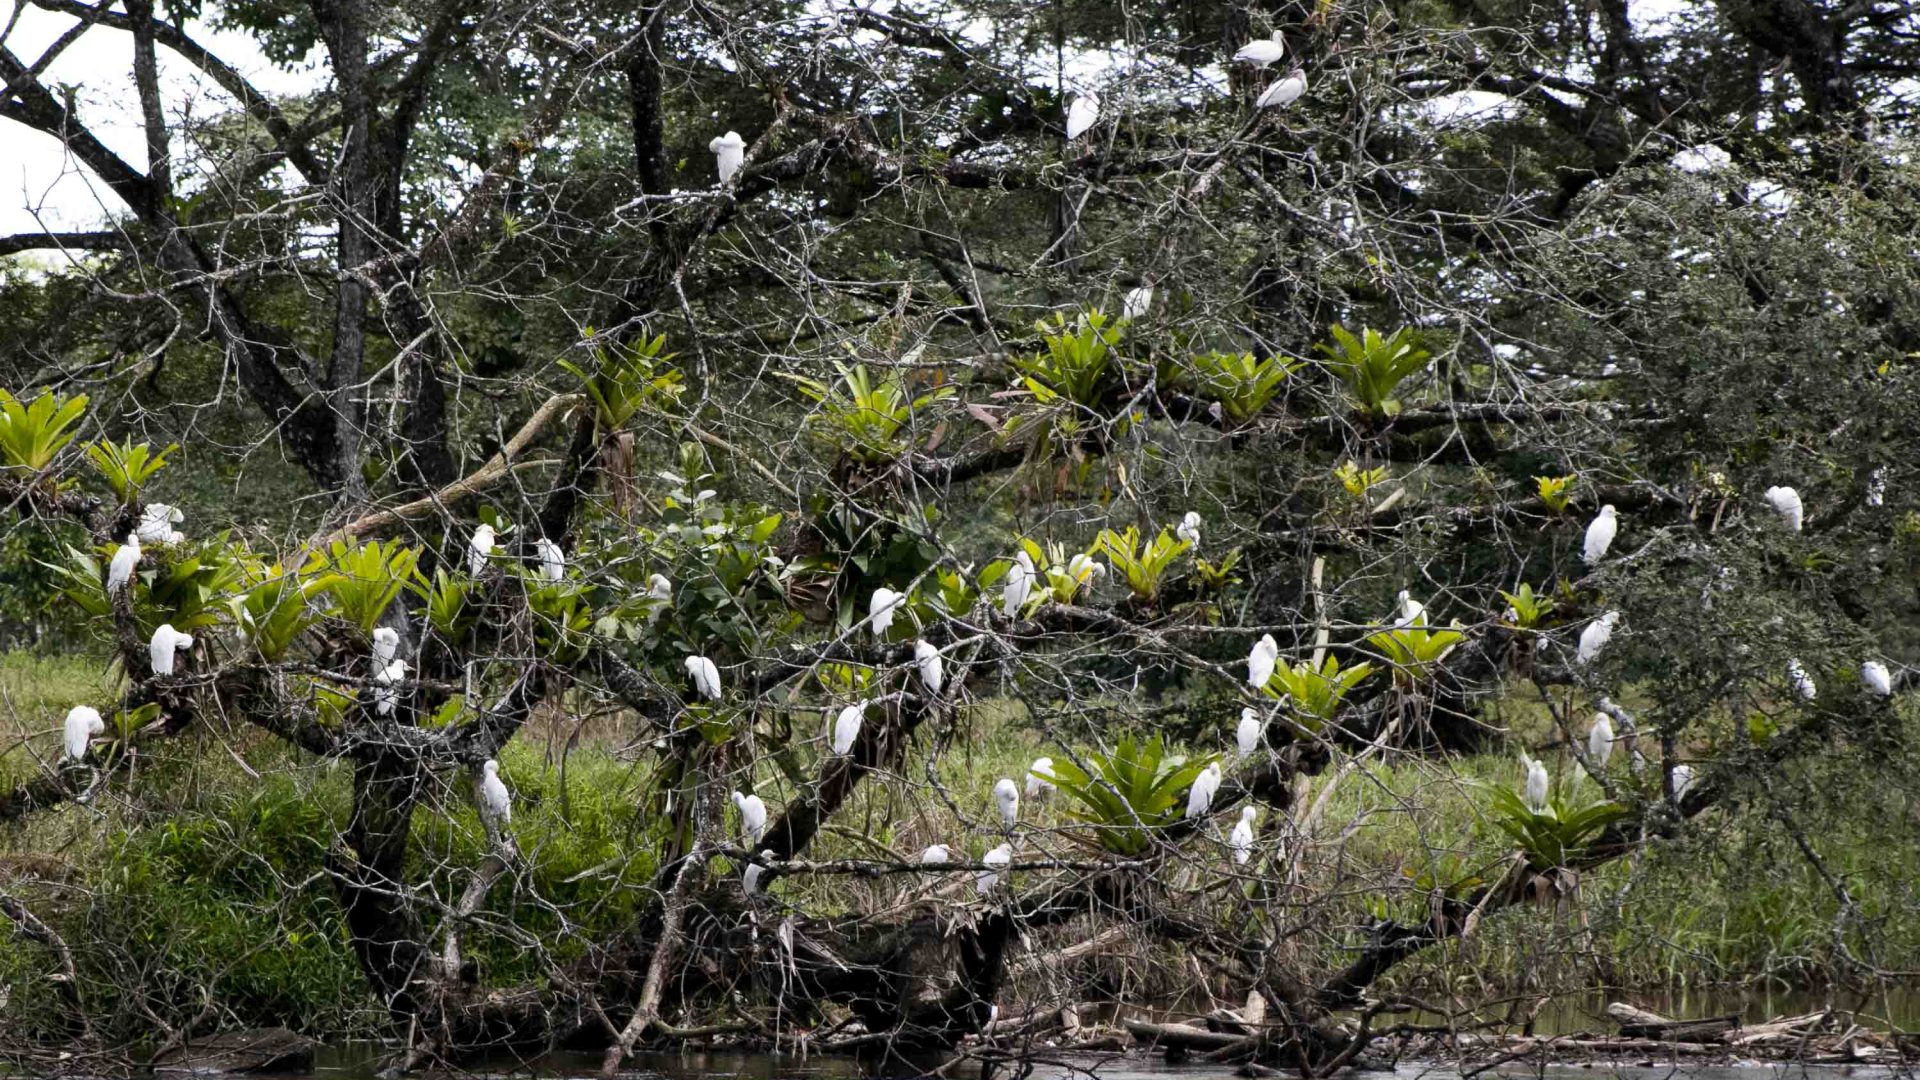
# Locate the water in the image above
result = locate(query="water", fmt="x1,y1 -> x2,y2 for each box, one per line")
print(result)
1406,987 -> 1920,1037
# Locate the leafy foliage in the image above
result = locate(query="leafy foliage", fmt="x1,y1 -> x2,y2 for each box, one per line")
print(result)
1188,350 -> 1296,422
785,361 -> 952,464
313,539 -> 421,636
1013,311 -> 1123,408
84,439 -> 176,502
1263,655 -> 1373,731
1093,525 -> 1189,601
1038,735 -> 1219,855
0,389 -> 87,473
558,331 -> 682,431
1482,783 -> 1633,870
1316,326 -> 1432,415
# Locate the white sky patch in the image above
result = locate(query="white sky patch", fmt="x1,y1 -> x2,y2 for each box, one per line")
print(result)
1421,90 -> 1519,128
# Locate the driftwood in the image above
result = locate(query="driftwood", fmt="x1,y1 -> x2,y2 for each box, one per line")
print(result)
1606,1001 -> 1741,1041
151,1028 -> 315,1074
1123,1017 -> 1252,1052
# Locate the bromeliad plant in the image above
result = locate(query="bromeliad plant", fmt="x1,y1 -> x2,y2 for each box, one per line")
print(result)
1188,350 -> 1297,422
1038,735 -> 1220,855
85,439 -> 176,502
1263,655 -> 1374,732
314,539 -> 422,636
1497,582 -> 1555,629
1368,613 -> 1467,684
0,388 -> 88,475
1316,326 -> 1432,416
1534,474 -> 1577,514
785,361 -> 953,464
1013,311 -> 1123,408
1482,783 -> 1633,870
1094,525 -> 1190,602
559,330 -> 683,432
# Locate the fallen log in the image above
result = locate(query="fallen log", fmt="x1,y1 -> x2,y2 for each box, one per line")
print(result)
1123,1017 -> 1253,1052
1606,1001 -> 1740,1042
151,1028 -> 316,1074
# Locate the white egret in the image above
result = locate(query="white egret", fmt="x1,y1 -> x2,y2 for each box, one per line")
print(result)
373,659 -> 410,716
1185,762 -> 1222,819
832,701 -> 865,756
1576,611 -> 1619,665
534,538 -> 565,582
743,850 -> 773,895
468,525 -> 497,574
1025,757 -> 1055,799
372,627 -> 400,665
1176,511 -> 1202,546
1065,92 -> 1100,140
1228,806 -> 1257,865
1002,551 -> 1035,615
1523,757 -> 1550,812
1862,660 -> 1893,698
1392,590 -> 1425,630
733,791 -> 768,844
1065,553 -> 1103,593
869,588 -> 903,637
648,573 -> 673,600
1123,284 -> 1155,320
977,843 -> 1012,893
106,533 -> 140,595
1763,486 -> 1804,532
1233,34 -> 1285,68
1670,763 -> 1696,801
135,503 -> 184,544
920,844 -> 951,865
1583,505 -> 1618,564
1256,67 -> 1307,109
1588,712 -> 1615,767
479,760 -> 512,824
1786,658 -> 1817,701
62,705 -> 104,762
913,640 -> 945,696
1247,634 -> 1279,689
1235,707 -> 1262,757
147,623 -> 193,677
992,778 -> 1020,827
685,655 -> 722,701
710,131 -> 745,184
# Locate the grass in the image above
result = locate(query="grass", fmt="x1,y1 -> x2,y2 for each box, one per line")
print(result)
0,648 -> 1914,1041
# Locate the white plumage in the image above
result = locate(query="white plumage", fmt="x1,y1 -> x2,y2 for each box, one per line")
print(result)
135,503 -> 184,544
1123,284 -> 1155,320
148,623 -> 193,677
685,655 -> 722,700
1233,35 -> 1285,68
534,538 -> 565,582
733,790 -> 768,844
1862,660 -> 1893,698
832,701 -> 865,756
1002,551 -> 1034,615
648,573 -> 673,600
869,588 -> 902,637
1235,707 -> 1262,757
1763,486 -> 1804,532
977,843 -> 1012,894
373,659 -> 410,716
914,640 -> 944,696
1523,757 -> 1549,812
1229,806 -> 1257,865
1025,757 -> 1055,798
1583,505 -> 1618,564
1670,764 -> 1696,801
1185,762 -> 1222,819
1576,611 -> 1619,665
1588,713 -> 1615,767
1176,511 -> 1202,546
992,778 -> 1020,827
468,525 -> 497,574
743,850 -> 773,895
479,759 -> 512,824
372,627 -> 400,665
106,533 -> 141,595
710,130 -> 745,183
920,844 -> 951,865
1256,67 -> 1306,109
1787,658 -> 1817,701
1247,634 -> 1279,689
1392,590 -> 1425,630
1065,92 -> 1100,140
62,705 -> 104,762
1065,553 -> 1103,593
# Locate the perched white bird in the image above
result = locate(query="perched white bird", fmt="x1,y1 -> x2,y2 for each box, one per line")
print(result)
1025,757 -> 1055,799
1065,92 -> 1100,140
1236,707 -> 1263,757
743,850 -> 773,896
1185,762 -> 1223,819
373,659 -> 410,716
1670,763 -> 1696,801
1392,590 -> 1426,630
1233,34 -> 1286,68
1583,505 -> 1618,564
1786,658 -> 1817,701
147,623 -> 193,677
733,791 -> 768,844
106,533 -> 141,595
832,701 -> 865,756
914,640 -> 945,696
1065,553 -> 1103,593
62,705 -> 104,762
1229,806 -> 1257,865
1588,713 -> 1615,767
534,538 -> 565,582
1176,511 -> 1202,546
920,844 -> 951,865
468,525 -> 497,574
1523,757 -> 1550,812
1866,467 -> 1887,508
1002,551 -> 1035,616
135,503 -> 184,544
685,655 -> 722,701
372,627 -> 401,665
648,573 -> 673,600
1862,660 -> 1893,698
1247,634 -> 1279,689
1256,67 -> 1307,109
1576,611 -> 1620,665
479,759 -> 512,824
1123,284 -> 1155,320
992,777 -> 1020,827
709,130 -> 745,184
869,588 -> 903,637
1763,486 -> 1804,532
977,843 -> 1013,894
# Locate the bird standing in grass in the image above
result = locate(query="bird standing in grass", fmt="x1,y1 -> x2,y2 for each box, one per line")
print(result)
993,778 -> 1020,827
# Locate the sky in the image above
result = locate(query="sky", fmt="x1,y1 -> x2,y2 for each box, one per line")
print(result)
0,5 -> 323,237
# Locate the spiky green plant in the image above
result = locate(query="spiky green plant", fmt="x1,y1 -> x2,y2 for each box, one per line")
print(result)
1013,311 -> 1123,407
558,331 -> 682,431
85,439 -> 177,502
1482,784 -> 1633,870
1316,326 -> 1432,415
783,361 -> 952,463
1094,525 -> 1190,601
1038,735 -> 1220,855
1188,350 -> 1297,422
0,388 -> 88,473
1264,655 -> 1374,731
313,538 -> 422,636
1497,582 -> 1555,629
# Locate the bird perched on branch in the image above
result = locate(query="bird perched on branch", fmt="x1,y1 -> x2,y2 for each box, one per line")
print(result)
1247,634 -> 1279,689
1588,713 -> 1615,767
1862,660 -> 1892,698
1576,611 -> 1619,665
977,843 -> 1012,893
743,850 -> 773,895
1257,67 -> 1307,109
148,623 -> 193,676
685,655 -> 722,701
372,627 -> 400,666
1026,758 -> 1055,799
1065,92 -> 1100,140
1124,284 -> 1155,321
62,705 -> 104,762
1229,806 -> 1257,865
1523,756 -> 1550,812
919,844 -> 950,865
1177,511 -> 1202,546
534,538 -> 564,582
1236,708 -> 1262,757
733,791 -> 767,844
1763,485 -> 1803,532
479,760 -> 512,825
832,701 -> 865,756
869,588 -> 902,637
1233,34 -> 1286,68
1003,551 -> 1034,616
1583,505 -> 1618,564
135,503 -> 184,544
373,659 -> 410,716
914,640 -> 944,696
1786,658 -> 1817,701
1670,764 -> 1696,802
106,533 -> 140,594
993,778 -> 1020,827
468,525 -> 497,574
710,130 -> 744,184
1186,762 -> 1222,819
